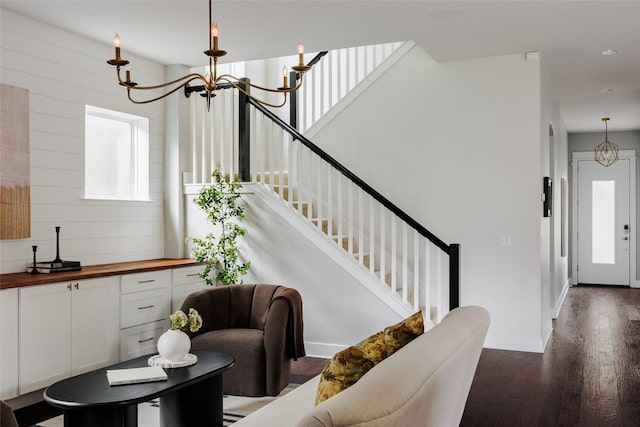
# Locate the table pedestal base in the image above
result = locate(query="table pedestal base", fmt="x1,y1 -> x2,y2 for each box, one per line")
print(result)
160,375 -> 223,427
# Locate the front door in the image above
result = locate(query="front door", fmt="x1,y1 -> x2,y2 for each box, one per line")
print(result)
577,158 -> 631,285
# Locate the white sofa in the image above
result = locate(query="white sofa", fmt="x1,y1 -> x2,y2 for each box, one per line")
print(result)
233,305 -> 490,427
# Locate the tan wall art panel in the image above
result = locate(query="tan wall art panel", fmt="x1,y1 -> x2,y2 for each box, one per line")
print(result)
0,84 -> 31,239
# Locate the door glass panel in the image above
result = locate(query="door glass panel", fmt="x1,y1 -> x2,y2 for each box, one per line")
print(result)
592,180 -> 615,264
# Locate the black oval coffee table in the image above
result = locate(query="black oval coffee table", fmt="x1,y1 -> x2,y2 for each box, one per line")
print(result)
44,350 -> 234,427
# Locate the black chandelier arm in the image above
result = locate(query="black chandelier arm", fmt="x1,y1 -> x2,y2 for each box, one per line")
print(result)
213,76 -> 287,108
126,76 -> 206,104
116,67 -> 210,91
215,72 -> 304,94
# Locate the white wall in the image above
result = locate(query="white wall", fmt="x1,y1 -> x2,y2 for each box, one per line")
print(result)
0,9 -> 165,273
308,45 -> 552,352
540,58 -> 570,327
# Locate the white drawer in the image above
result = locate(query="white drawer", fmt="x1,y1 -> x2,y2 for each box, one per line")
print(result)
121,270 -> 171,294
172,265 -> 205,286
120,320 -> 166,361
120,288 -> 170,328
172,281 -> 208,312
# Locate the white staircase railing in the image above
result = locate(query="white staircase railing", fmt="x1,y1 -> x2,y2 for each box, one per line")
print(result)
187,41 -> 406,184
246,102 -> 456,323
185,41 -> 459,322
296,42 -> 404,133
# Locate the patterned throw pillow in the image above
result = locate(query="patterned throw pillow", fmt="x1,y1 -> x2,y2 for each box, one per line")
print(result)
314,311 -> 424,405
314,346 -> 375,405
384,310 -> 424,356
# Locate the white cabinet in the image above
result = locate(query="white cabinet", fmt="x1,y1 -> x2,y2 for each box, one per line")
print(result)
0,289 -> 19,399
171,265 -> 207,312
120,321 -> 165,361
119,270 -> 171,361
19,277 -> 119,394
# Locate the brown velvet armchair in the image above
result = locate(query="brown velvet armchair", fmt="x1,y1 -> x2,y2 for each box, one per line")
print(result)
181,284 -> 305,397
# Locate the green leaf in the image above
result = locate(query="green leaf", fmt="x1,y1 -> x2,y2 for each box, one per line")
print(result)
187,166 -> 251,286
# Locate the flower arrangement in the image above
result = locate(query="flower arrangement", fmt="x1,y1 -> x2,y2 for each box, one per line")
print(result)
169,308 -> 203,333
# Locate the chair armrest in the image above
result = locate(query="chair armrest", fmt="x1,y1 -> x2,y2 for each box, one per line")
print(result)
263,298 -> 290,394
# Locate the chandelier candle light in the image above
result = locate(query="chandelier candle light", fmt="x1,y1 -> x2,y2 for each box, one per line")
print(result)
594,117 -> 619,167
106,0 -> 311,110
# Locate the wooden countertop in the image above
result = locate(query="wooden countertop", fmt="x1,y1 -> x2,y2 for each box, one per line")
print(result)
0,258 -> 201,290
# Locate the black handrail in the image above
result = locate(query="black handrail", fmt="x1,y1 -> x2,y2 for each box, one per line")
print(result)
249,98 -> 460,310
248,98 -> 451,254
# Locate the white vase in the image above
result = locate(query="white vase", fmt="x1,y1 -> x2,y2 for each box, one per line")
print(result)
157,329 -> 191,362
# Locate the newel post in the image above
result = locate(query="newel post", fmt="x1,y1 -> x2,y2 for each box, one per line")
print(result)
289,70 -> 298,130
238,78 -> 251,182
449,244 -> 460,310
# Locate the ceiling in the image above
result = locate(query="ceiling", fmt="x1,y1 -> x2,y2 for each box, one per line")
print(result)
3,1 -> 639,133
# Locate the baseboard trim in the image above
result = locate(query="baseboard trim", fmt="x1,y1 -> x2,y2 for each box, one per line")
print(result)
484,335 -> 545,353
304,342 -> 344,359
553,280 -> 570,319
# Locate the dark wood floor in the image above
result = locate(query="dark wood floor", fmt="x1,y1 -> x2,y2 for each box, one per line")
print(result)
461,285 -> 640,427
291,356 -> 327,385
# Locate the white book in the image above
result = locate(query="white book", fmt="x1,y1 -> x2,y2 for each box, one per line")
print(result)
106,366 -> 168,386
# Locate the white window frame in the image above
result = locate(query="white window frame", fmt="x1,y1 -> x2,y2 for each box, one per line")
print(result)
84,105 -> 149,201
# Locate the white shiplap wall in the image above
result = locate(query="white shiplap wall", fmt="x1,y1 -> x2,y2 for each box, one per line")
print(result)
0,9 -> 166,274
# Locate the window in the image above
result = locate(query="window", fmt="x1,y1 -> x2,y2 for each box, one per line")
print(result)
591,180 -> 615,264
85,105 -> 149,200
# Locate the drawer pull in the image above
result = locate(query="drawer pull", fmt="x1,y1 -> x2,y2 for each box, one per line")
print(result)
186,273 -> 200,277
138,337 -> 155,343
138,305 -> 155,310
138,279 -> 156,284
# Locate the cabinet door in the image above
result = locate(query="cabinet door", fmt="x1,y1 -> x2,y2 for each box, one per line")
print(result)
19,282 -> 72,394
0,289 -> 19,399
71,277 -> 120,375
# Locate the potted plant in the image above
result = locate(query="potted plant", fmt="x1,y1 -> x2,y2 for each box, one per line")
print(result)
188,168 -> 251,286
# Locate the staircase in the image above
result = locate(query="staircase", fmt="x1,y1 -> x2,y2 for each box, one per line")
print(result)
246,101 -> 457,324
184,41 -> 459,324
264,172 -> 392,284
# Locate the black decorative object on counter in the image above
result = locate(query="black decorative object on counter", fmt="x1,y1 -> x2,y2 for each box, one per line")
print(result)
53,225 -> 63,263
30,245 -> 40,274
35,226 -> 82,273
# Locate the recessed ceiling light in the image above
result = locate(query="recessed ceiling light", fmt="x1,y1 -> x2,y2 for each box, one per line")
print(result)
599,88 -> 614,93
599,49 -> 620,56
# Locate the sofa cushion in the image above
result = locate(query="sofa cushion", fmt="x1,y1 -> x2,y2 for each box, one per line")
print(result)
315,311 -> 424,405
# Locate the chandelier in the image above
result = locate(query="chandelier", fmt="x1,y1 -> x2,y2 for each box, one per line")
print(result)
594,117 -> 619,167
107,0 -> 310,110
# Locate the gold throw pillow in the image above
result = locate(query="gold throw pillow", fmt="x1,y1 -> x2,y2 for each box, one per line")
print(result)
314,311 -> 424,405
